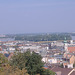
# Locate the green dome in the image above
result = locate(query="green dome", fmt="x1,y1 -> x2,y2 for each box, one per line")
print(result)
63,37 -> 67,43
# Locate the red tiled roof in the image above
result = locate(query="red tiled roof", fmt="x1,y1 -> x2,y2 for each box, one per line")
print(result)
43,67 -> 48,69
68,47 -> 75,53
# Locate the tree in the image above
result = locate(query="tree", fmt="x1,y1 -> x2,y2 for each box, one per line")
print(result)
0,64 -> 29,75
25,52 -> 44,75
9,51 -> 55,75
10,52 -> 26,70
73,62 -> 75,68
60,63 -> 63,68
40,69 -> 55,75
0,53 -> 8,67
10,51 -> 44,75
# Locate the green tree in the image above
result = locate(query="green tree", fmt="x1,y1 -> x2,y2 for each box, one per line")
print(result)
10,52 -> 26,70
73,62 -> 75,68
0,64 -> 29,75
60,63 -> 63,68
0,53 -> 8,67
9,51 -> 55,75
41,69 -> 55,75
25,52 -> 44,75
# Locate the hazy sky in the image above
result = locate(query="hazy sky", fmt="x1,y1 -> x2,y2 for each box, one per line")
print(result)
0,0 -> 75,34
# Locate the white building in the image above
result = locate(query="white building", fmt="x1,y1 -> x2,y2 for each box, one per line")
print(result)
48,58 -> 57,64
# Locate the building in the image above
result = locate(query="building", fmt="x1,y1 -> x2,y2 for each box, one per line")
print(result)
63,53 -> 75,68
49,66 -> 75,75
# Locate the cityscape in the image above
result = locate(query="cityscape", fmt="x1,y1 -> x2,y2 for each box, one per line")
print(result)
0,33 -> 75,75
0,0 -> 75,75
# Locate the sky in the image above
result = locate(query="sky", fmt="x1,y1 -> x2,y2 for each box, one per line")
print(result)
0,0 -> 75,34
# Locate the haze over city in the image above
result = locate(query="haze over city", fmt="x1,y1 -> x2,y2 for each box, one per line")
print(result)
1,1 -> 75,75
0,0 -> 75,34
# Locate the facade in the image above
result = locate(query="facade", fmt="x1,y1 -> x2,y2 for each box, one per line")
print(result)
63,53 -> 75,68
48,58 -> 57,64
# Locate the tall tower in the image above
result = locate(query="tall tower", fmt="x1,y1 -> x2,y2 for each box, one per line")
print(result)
63,37 -> 68,52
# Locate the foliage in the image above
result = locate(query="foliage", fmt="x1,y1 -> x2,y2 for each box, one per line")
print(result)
9,52 -> 27,70
73,63 -> 75,68
0,64 -> 29,75
25,52 -> 44,75
15,34 -> 72,42
40,69 -> 55,75
10,51 -> 44,75
9,51 -> 55,75
60,63 -> 63,68
0,51 -> 55,75
0,53 -> 8,67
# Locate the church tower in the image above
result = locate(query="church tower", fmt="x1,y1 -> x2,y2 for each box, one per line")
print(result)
63,37 -> 68,52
